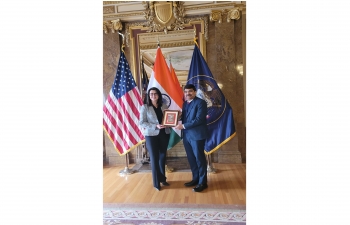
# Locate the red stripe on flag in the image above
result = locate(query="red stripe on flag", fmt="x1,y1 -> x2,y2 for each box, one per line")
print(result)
131,88 -> 144,107
124,89 -> 144,139
104,95 -> 127,148
116,96 -> 139,146
103,117 -> 124,153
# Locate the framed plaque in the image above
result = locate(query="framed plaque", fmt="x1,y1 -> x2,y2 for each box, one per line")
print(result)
162,110 -> 179,127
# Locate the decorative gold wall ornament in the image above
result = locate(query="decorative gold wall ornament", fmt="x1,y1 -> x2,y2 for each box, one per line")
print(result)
123,16 -> 208,48
210,11 -> 223,23
103,19 -> 123,34
210,9 -> 241,23
227,9 -> 240,21
143,1 -> 185,34
154,2 -> 173,24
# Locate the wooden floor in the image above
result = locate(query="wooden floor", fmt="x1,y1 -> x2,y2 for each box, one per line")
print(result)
103,163 -> 246,205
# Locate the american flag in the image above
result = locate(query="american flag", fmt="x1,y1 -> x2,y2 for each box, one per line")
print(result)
103,51 -> 145,155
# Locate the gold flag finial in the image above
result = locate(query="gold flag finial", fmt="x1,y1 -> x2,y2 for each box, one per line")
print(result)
118,32 -> 125,53
193,28 -> 199,48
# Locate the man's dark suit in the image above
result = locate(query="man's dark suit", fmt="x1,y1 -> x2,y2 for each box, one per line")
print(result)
182,96 -> 208,185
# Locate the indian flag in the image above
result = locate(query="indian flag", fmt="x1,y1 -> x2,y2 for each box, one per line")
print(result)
147,47 -> 184,150
169,60 -> 184,97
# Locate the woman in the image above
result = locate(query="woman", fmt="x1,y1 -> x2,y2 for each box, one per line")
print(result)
139,87 -> 170,191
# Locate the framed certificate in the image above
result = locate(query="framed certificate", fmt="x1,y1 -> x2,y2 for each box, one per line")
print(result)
162,110 -> 179,127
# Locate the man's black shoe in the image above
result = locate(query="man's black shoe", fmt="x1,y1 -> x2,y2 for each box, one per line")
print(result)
184,180 -> 198,187
192,184 -> 208,192
161,181 -> 170,186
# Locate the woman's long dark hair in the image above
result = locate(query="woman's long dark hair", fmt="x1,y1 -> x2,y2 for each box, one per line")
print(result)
147,87 -> 163,107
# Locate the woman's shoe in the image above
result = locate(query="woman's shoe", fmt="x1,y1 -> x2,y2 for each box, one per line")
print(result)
154,187 -> 161,191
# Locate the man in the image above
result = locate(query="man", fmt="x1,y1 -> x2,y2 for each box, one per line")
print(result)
175,84 -> 208,192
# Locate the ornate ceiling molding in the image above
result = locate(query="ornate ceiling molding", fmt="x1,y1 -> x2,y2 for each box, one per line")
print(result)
103,2 -> 244,38
139,41 -> 194,50
123,16 -> 208,47
103,1 -> 135,5
210,9 -> 241,23
185,2 -> 244,12
103,1 -> 246,22
103,12 -> 144,19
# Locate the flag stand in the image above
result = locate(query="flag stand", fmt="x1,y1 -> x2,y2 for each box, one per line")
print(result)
206,154 -> 216,174
119,153 -> 134,175
165,165 -> 174,173
141,143 -> 150,165
165,152 -> 174,172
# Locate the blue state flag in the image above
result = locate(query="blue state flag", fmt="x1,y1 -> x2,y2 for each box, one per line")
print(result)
187,44 -> 236,154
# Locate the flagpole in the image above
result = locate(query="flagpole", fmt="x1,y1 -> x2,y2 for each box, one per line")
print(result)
165,55 -> 175,173
194,67 -> 215,174
119,153 -> 135,175
116,31 -> 134,175
206,154 -> 216,174
159,42 -> 174,173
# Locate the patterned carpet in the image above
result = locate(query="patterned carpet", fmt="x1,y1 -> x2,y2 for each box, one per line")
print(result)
103,203 -> 246,225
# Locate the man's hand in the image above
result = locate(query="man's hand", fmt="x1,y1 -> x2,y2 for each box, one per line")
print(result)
174,124 -> 184,130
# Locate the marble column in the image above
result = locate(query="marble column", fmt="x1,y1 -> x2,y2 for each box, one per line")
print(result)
208,13 -> 246,163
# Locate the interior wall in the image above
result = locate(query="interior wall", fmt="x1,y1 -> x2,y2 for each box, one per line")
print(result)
103,13 -> 246,165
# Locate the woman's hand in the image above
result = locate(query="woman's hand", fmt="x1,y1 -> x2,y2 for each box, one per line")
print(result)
156,124 -> 166,129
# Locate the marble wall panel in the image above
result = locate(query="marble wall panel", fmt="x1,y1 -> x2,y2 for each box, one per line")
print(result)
103,32 -> 125,165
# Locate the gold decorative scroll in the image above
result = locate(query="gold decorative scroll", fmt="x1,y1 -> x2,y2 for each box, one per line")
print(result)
143,1 -> 185,34
103,19 -> 123,34
210,11 -> 222,23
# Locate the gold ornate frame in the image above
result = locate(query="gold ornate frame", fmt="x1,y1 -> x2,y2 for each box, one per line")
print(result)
162,110 -> 179,127
125,18 -> 207,90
